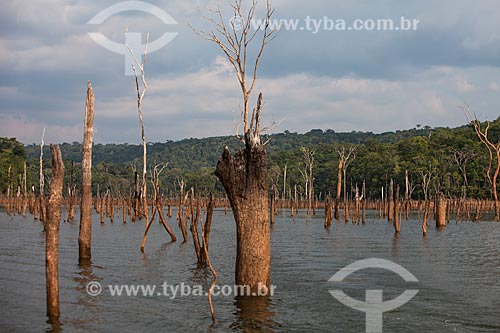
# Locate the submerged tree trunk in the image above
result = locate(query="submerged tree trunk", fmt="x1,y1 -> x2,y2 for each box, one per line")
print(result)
436,193 -> 447,228
67,161 -> 76,221
79,81 -> 94,264
393,184 -> 401,234
45,145 -> 64,320
388,179 -> 394,221
422,200 -> 430,236
215,131 -> 271,293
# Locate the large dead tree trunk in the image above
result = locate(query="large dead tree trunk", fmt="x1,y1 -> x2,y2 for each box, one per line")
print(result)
215,97 -> 270,293
45,145 -> 64,320
436,193 -> 447,228
196,0 -> 275,295
216,142 -> 270,292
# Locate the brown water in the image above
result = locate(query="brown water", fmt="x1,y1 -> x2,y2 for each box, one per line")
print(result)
0,209 -> 499,332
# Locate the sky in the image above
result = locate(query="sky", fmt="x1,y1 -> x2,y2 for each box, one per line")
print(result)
1,0 -> 500,144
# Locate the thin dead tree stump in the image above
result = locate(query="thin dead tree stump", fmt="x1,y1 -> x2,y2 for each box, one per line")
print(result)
44,144 -> 65,320
140,163 -> 175,252
67,161 -> 76,221
436,193 -> 447,228
393,184 -> 401,234
78,81 -> 94,264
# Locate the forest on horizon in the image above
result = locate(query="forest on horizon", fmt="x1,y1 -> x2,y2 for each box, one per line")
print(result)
2,118 -> 500,201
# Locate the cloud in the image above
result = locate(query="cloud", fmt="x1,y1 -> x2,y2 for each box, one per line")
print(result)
2,0 -> 500,144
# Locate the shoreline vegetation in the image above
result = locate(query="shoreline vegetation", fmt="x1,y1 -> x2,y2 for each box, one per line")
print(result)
1,119 -> 499,327
1,120 -> 500,225
2,119 -> 499,202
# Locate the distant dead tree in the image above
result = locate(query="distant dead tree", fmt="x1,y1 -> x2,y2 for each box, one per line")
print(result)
194,0 -> 276,294
336,145 -> 356,221
468,114 -> 499,221
39,128 -> 47,222
282,165 -> 287,201
300,147 -> 315,218
141,163 -> 177,252
451,148 -> 476,199
125,33 -> 151,245
420,165 -> 435,235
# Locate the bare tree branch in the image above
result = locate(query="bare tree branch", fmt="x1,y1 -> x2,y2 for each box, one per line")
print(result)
192,0 -> 275,136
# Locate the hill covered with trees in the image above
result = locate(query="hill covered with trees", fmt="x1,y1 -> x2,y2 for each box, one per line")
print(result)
8,119 -> 500,200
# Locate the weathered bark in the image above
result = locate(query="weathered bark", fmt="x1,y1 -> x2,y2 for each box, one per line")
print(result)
67,161 -> 76,221
108,194 -> 114,223
344,199 -> 350,223
334,159 -> 342,220
157,200 -> 176,242
362,181 -> 366,224
324,195 -> 333,228
190,190 -> 202,261
79,81 -> 94,264
354,185 -> 361,223
393,185 -> 401,234
270,187 -> 276,226
422,200 -> 430,236
39,195 -> 47,223
100,195 -> 105,224
6,165 -> 11,215
215,133 -> 271,293
178,191 -> 189,243
44,144 -> 64,320
202,194 -> 215,255
122,198 -> 127,224
201,196 -> 217,322
388,179 -> 394,221
436,193 -> 447,228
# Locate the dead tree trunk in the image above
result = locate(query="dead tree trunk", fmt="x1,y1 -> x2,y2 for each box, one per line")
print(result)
79,81 -> 94,264
215,96 -> 271,293
190,190 -> 203,261
422,200 -> 430,236
393,184 -> 401,234
39,128 -> 46,223
216,143 -> 270,292
6,165 -> 11,215
67,161 -> 76,221
195,0 -> 275,295
388,179 -> 394,221
44,144 -> 64,320
469,115 -> 500,220
324,195 -> 333,228
200,193 -> 215,264
436,193 -> 447,228
178,190 -> 189,243
334,159 -> 342,220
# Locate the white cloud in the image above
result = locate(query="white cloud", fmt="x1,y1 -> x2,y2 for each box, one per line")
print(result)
2,0 -> 500,144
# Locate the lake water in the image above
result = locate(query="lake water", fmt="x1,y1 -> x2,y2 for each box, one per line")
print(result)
0,209 -> 499,332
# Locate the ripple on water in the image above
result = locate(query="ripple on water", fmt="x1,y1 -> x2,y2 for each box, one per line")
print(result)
0,210 -> 499,332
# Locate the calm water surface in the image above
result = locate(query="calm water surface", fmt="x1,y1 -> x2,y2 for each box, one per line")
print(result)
0,209 -> 499,332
